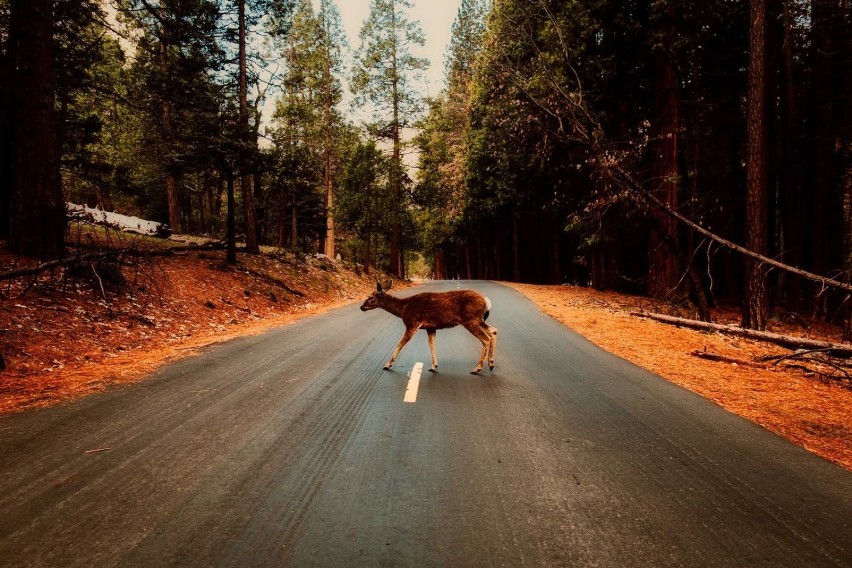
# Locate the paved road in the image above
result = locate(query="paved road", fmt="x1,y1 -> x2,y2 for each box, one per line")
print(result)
1,281 -> 850,567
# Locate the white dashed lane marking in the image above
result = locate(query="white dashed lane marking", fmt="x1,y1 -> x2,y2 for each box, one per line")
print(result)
403,362 -> 424,403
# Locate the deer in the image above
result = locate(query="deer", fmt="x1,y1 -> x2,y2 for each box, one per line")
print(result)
360,281 -> 497,374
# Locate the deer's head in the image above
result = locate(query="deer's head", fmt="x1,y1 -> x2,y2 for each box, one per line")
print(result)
360,280 -> 393,311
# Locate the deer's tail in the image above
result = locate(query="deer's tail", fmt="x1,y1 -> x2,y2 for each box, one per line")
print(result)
483,296 -> 492,321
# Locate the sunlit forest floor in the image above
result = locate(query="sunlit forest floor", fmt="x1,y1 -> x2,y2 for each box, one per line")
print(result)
1,245 -> 849,472
507,283 -> 852,471
0,238 -> 382,415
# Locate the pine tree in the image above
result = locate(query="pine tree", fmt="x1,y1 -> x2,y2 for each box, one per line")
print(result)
7,0 -> 65,258
351,0 -> 428,277
118,0 -> 223,233
414,0 -> 486,278
270,0 -> 344,253
317,0 -> 345,258
744,0 -> 770,329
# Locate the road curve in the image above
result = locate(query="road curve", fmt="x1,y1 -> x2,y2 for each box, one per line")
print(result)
0,280 -> 850,567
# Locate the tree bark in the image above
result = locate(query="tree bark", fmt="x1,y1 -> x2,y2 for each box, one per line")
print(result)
226,171 -> 236,264
321,6 -> 335,259
744,0 -> 770,330
238,0 -> 258,253
387,1 -> 402,277
158,35 -> 181,234
512,215 -> 521,282
779,0 -> 802,310
648,18 -> 681,300
0,1 -> 19,239
8,0 -> 65,258
290,195 -> 298,249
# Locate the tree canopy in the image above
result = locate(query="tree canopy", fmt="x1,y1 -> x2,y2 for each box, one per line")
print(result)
0,0 -> 849,332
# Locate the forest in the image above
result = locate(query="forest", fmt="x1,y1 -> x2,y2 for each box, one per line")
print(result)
0,0 -> 850,333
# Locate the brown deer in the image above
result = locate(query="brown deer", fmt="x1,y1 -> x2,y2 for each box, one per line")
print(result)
360,281 -> 497,374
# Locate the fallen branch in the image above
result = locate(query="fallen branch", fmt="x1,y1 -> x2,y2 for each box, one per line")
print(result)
239,266 -> 306,297
689,349 -> 766,368
0,252 -> 118,281
631,312 -> 852,357
756,348 -> 832,364
609,164 -> 852,296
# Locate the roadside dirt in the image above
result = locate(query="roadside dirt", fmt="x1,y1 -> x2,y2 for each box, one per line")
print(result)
0,243 -> 383,414
2,242 -> 849,473
505,282 -> 852,471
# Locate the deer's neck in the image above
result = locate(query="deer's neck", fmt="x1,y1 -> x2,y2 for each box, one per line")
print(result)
380,294 -> 406,318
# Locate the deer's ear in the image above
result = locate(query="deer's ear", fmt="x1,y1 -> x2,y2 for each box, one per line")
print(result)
376,282 -> 383,293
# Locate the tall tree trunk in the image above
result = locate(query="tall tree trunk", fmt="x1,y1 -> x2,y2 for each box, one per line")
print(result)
323,138 -> 334,257
9,0 -> 65,258
809,0 -> 832,283
226,171 -> 236,265
648,22 -> 681,299
779,0 -> 802,310
512,215 -> 521,282
238,0 -> 258,253
549,218 -> 561,284
159,36 -> 181,233
165,171 -> 181,232
433,246 -> 444,279
277,184 -> 286,248
254,170 -> 264,244
744,0 -> 770,330
387,1 -> 402,277
0,0 -> 19,239
290,195 -> 298,249
364,229 -> 372,275
476,237 -> 483,279
321,6 -> 335,259
843,158 -> 852,340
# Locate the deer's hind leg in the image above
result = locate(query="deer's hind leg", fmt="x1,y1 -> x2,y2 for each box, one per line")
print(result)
426,329 -> 438,372
385,326 -> 417,370
464,322 -> 493,374
482,323 -> 497,370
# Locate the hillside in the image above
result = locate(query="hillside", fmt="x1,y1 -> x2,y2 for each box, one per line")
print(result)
0,235 -> 382,413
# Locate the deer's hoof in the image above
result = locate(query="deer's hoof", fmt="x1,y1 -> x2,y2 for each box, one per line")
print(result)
428,367 -> 437,373
383,365 -> 392,371
470,369 -> 481,375
489,363 -> 494,370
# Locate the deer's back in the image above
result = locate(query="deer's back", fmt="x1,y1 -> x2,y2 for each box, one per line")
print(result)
401,290 -> 487,329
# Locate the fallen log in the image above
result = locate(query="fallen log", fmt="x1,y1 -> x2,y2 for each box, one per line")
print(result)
631,312 -> 852,358
0,251 -> 119,281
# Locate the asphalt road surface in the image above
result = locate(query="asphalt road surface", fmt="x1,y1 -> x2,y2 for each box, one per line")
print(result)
1,281 -> 850,567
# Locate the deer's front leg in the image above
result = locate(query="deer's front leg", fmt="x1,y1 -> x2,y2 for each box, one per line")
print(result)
427,329 -> 438,372
385,326 -> 418,370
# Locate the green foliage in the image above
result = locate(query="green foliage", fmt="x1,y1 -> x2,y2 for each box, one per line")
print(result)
350,0 -> 428,132
335,141 -> 394,266
267,0 -> 348,250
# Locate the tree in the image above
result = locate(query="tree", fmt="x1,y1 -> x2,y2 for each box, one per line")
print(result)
118,0 -> 223,233
744,0 -> 770,330
269,0 -> 344,253
7,0 -> 65,258
237,0 -> 258,252
336,141 -> 392,273
647,1 -> 682,300
351,0 -> 428,277
415,0 -> 486,278
317,0 -> 346,259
